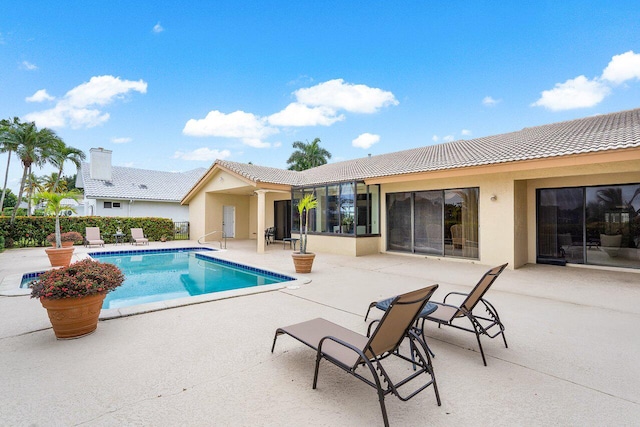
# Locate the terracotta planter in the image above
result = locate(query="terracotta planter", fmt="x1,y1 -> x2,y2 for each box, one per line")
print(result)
45,247 -> 75,267
292,252 -> 316,273
40,293 -> 106,339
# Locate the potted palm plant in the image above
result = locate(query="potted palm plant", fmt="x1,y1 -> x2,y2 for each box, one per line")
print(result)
291,194 -> 318,273
30,258 -> 124,339
36,190 -> 81,267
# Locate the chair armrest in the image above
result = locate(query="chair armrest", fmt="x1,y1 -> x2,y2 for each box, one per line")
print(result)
442,291 -> 468,304
317,335 -> 369,367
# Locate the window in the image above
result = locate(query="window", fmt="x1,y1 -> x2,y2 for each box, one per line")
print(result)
537,183 -> 640,269
386,188 -> 479,259
291,182 -> 380,237
103,201 -> 121,209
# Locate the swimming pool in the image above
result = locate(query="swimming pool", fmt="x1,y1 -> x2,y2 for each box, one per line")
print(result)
89,248 -> 295,310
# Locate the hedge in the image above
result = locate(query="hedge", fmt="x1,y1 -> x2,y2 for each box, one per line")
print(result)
0,216 -> 177,248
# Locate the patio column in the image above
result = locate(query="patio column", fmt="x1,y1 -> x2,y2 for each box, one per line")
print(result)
255,189 -> 267,253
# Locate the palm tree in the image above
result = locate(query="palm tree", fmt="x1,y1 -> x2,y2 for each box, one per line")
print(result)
286,138 -> 332,171
35,190 -> 81,248
0,117 -> 20,214
25,172 -> 43,216
42,172 -> 64,192
10,121 -> 63,224
296,194 -> 318,254
49,140 -> 85,192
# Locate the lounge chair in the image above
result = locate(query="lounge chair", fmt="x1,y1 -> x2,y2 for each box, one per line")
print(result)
367,263 -> 508,366
272,285 -> 441,427
130,228 -> 149,245
84,227 -> 104,247
265,227 -> 275,245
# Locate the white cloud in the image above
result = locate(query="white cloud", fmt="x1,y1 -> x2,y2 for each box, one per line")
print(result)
111,137 -> 132,144
352,133 -> 380,149
442,135 -> 455,142
268,103 -> 343,127
173,147 -> 231,161
26,89 -> 54,103
461,129 -> 472,136
294,79 -> 398,113
601,50 -> 640,85
21,61 -> 37,70
531,75 -> 610,111
24,75 -> 147,128
432,135 -> 439,142
183,110 -> 277,148
482,96 -> 500,106
153,22 -> 164,33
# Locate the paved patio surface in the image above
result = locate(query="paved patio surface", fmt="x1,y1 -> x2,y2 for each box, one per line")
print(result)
1,240 -> 639,426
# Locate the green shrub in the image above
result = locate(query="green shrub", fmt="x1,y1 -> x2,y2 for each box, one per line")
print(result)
0,216 -> 177,247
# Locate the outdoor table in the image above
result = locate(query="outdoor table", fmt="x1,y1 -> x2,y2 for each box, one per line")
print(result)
283,237 -> 299,250
113,233 -> 125,245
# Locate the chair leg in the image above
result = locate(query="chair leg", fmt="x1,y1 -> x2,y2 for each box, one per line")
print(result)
364,302 -> 376,321
475,331 -> 487,366
270,330 -> 281,353
501,330 -> 508,348
312,352 -> 322,389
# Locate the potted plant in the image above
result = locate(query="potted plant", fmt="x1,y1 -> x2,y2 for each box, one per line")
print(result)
46,231 -> 83,248
35,190 -> 80,267
30,258 -> 125,339
292,194 -> 318,273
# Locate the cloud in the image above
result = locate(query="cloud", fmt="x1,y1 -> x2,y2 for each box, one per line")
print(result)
153,22 -> 164,33
268,103 -> 343,127
531,75 -> 610,111
482,96 -> 500,106
21,61 -> 38,70
352,133 -> 380,149
111,137 -> 132,144
461,129 -> 472,136
24,75 -> 147,128
173,147 -> 231,161
432,135 -> 439,142
26,89 -> 54,103
532,51 -> 640,111
442,135 -> 455,142
601,50 -> 640,85
294,79 -> 398,113
183,110 -> 277,148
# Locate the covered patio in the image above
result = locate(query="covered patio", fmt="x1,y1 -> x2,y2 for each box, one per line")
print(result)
1,240 -> 638,425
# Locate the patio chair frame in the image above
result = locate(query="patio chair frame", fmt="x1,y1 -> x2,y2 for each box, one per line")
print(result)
271,284 -> 440,427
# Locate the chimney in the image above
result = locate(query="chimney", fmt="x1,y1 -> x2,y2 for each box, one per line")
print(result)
90,147 -> 112,181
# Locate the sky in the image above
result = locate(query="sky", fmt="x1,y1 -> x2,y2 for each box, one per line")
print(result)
1,1 -> 640,193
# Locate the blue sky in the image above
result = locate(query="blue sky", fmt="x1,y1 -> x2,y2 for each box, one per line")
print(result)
1,1 -> 640,192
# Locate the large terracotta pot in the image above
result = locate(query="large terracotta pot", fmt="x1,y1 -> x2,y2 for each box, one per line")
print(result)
45,247 -> 75,267
292,252 -> 316,273
40,293 -> 106,339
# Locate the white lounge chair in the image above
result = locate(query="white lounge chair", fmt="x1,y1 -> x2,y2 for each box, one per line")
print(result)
84,227 -> 104,247
130,228 -> 149,245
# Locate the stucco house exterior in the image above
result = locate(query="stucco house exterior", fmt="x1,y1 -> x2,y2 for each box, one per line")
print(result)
77,148 -> 206,222
182,107 -> 640,270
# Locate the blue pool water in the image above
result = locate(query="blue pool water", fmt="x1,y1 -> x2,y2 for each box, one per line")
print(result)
88,248 -> 294,309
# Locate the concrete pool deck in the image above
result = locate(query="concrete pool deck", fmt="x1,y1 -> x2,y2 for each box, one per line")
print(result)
1,240 -> 639,425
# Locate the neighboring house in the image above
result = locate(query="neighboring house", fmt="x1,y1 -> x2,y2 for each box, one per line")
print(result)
182,107 -> 640,271
77,148 -> 206,222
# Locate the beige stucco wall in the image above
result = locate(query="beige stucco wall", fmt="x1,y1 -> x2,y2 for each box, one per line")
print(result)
249,192 -> 290,240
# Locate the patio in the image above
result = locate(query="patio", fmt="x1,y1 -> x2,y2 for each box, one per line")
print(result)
1,240 -> 639,425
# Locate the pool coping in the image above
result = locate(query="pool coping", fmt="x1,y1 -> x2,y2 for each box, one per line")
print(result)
0,246 -> 311,319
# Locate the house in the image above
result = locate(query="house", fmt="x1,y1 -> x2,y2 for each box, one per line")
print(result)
182,107 -> 640,270
77,148 -> 206,222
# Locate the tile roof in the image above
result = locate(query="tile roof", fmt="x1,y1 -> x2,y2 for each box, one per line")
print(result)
297,107 -> 640,185
79,164 -> 207,201
210,107 -> 640,188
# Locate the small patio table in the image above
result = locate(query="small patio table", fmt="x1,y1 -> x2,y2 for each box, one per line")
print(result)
282,238 -> 299,250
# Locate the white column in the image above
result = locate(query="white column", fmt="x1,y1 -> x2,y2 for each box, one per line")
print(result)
255,190 -> 267,253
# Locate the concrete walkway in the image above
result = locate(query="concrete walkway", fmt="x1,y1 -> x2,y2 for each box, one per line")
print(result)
1,240 -> 639,426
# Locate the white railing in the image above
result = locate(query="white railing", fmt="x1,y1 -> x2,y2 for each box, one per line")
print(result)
197,230 -> 227,249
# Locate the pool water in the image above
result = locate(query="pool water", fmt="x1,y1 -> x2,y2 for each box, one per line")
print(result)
90,249 -> 294,309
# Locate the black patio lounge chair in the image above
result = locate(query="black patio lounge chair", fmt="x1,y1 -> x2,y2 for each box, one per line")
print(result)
271,284 -> 440,427
366,263 -> 508,366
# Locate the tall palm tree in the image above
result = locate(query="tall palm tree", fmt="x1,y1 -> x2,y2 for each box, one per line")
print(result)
9,121 -> 63,224
25,171 -> 43,216
0,117 -> 20,214
42,172 -> 65,192
49,140 -> 85,192
286,138 -> 332,171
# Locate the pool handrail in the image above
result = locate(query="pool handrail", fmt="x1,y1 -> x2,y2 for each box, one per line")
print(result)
197,230 -> 227,249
